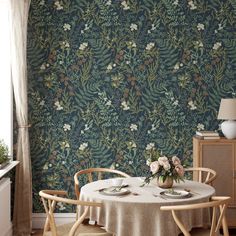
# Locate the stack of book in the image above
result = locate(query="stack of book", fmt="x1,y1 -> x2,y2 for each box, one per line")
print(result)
195,131 -> 220,139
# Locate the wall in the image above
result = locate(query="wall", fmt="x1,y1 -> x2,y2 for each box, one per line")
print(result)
27,0 -> 236,212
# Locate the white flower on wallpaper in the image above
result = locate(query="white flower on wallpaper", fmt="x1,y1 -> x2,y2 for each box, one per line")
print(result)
188,100 -> 197,110
146,142 -> 155,150
121,1 -> 130,10
197,123 -> 205,131
105,100 -> 112,106
106,0 -> 112,6
63,124 -> 71,131
197,23 -> 204,31
57,202 -> 66,211
130,23 -> 138,31
127,41 -> 137,48
173,62 -> 183,70
188,1 -> 197,10
79,142 -> 88,151
54,101 -> 63,110
121,101 -> 130,110
130,124 -> 138,131
79,42 -> 88,50
39,0 -> 45,6
146,42 -> 155,51
61,141 -> 70,148
63,23 -> 71,31
128,141 -> 137,148
173,0 -> 179,6
62,41 -> 70,48
213,42 -> 222,50
81,24 -> 89,34
54,1 -> 63,10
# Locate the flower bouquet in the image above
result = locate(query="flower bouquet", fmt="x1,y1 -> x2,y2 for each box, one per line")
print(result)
143,143 -> 184,187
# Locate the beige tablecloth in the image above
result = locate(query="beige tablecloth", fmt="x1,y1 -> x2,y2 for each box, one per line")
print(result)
79,177 -> 215,236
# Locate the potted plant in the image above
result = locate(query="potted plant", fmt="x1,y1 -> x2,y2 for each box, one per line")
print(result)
0,139 -> 10,169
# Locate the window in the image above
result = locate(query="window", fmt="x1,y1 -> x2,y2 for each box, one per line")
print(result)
0,0 -> 13,157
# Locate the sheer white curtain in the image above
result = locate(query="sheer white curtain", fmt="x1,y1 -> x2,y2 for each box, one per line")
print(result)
9,0 -> 32,235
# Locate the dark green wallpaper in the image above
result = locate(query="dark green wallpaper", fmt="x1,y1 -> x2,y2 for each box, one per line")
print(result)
28,0 -> 236,212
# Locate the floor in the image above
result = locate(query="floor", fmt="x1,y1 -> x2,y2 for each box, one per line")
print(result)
32,228 -> 236,236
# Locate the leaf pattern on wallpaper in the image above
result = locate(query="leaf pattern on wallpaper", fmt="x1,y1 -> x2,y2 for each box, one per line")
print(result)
28,0 -> 236,212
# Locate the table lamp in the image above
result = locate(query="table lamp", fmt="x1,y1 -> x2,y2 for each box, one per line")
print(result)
217,98 -> 236,139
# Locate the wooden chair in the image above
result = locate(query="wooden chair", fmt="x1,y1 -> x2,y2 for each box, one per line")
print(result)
184,167 -> 217,185
74,168 -> 130,199
39,190 -> 113,236
160,196 -> 231,236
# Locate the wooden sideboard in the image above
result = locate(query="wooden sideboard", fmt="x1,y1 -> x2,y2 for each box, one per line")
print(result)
193,136 -> 236,227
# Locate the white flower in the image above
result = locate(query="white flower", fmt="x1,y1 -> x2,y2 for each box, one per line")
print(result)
130,23 -> 138,31
174,63 -> 180,70
106,100 -> 112,106
188,100 -> 197,110
121,1 -> 130,10
146,42 -> 155,50
197,23 -> 204,31
173,0 -> 179,5
54,1 -> 63,10
39,100 -> 45,106
218,23 -> 223,30
62,41 -> 70,48
79,42 -> 88,50
130,123 -> 138,131
158,156 -> 169,166
39,0 -> 45,6
197,123 -> 205,131
150,161 -> 159,174
63,23 -> 71,31
40,64 -> 46,70
188,0 -> 197,10
63,124 -> 71,131
146,143 -> 155,150
163,163 -> 171,171
213,42 -> 222,50
79,142 -> 88,151
106,0 -> 112,6
128,141 -> 137,148
121,101 -> 130,110
57,202 -> 66,210
128,41 -> 136,48
54,101 -> 63,110
61,141 -> 70,148
107,64 -> 113,70
146,158 -> 151,166
173,100 -> 179,106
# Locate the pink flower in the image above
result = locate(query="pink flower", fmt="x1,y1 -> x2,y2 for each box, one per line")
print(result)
163,163 -> 171,171
150,161 -> 159,174
172,155 -> 181,166
175,164 -> 184,177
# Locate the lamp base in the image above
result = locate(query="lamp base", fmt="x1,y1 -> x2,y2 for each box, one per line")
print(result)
221,120 -> 236,139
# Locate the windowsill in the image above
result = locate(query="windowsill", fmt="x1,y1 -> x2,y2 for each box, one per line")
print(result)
0,161 -> 19,179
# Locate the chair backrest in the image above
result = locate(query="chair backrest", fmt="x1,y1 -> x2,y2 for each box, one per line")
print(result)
184,167 -> 217,185
39,190 -> 102,236
160,196 -> 231,236
74,167 -> 130,199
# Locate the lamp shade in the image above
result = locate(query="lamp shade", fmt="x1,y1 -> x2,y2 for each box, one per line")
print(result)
217,98 -> 236,120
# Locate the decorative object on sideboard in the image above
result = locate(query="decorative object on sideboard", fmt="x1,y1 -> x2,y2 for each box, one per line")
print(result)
217,98 -> 236,139
195,131 -> 220,139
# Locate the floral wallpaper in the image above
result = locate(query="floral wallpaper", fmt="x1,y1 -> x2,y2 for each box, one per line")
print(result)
28,0 -> 236,212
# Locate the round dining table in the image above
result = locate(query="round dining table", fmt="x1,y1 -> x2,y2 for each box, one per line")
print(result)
78,177 -> 215,236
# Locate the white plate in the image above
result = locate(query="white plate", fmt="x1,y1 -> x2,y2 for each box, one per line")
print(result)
161,190 -> 191,199
99,187 -> 130,196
